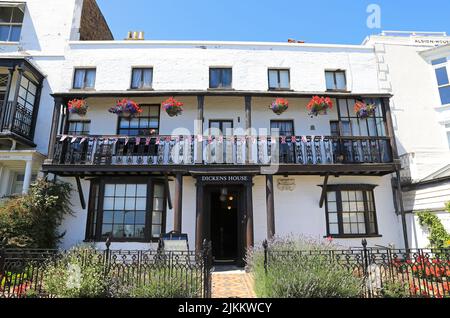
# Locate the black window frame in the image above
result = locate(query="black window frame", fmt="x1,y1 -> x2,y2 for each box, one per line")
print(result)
0,4 -> 24,42
130,67 -> 153,90
85,177 -> 167,243
117,104 -> 160,136
325,70 -> 347,92
72,68 -> 96,90
209,119 -> 234,135
209,67 -> 232,89
324,184 -> 380,238
268,68 -> 291,90
270,120 -> 295,136
67,120 -> 91,135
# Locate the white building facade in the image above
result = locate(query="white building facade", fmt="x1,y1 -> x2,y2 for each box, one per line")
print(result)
364,32 -> 450,248
4,1 -> 437,265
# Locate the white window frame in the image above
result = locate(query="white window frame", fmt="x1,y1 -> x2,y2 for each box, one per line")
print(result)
433,58 -> 450,106
0,3 -> 25,43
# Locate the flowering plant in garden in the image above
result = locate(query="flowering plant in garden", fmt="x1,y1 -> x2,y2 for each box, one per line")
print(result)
306,96 -> 333,117
354,100 -> 376,119
68,99 -> 88,116
108,99 -> 142,119
269,98 -> 289,115
162,97 -> 183,117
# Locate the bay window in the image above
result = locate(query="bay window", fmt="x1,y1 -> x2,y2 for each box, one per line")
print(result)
86,178 -> 166,242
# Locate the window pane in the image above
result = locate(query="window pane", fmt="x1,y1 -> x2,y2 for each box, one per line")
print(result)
329,223 -> 339,234
73,70 -> 84,89
103,197 -> 114,210
11,7 -> 24,23
268,70 -> 278,88
0,26 -> 10,41
85,69 -> 96,88
279,70 -> 289,88
142,69 -> 153,87
432,58 -> 447,65
325,72 -> 335,90
335,72 -> 346,90
131,69 -> 142,88
9,26 -> 20,41
136,184 -> 147,197
222,68 -> 232,88
210,69 -> 220,88
152,211 -> 162,224
0,7 -> 12,23
439,86 -> 450,105
104,184 -> 115,196
436,67 -> 449,86
338,99 -> 349,117
152,225 -> 161,238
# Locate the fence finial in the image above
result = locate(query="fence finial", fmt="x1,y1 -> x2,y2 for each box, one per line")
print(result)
262,239 -> 268,249
105,235 -> 111,250
361,238 -> 367,249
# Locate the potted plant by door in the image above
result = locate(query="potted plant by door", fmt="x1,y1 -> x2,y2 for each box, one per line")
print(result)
68,99 -> 89,116
162,97 -> 183,117
306,96 -> 333,117
269,98 -> 289,115
108,99 -> 142,120
354,100 -> 376,119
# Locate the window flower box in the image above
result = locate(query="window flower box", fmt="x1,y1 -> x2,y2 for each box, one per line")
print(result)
354,101 -> 376,119
162,97 -> 183,117
269,98 -> 289,115
307,96 -> 333,117
68,99 -> 88,116
108,99 -> 142,120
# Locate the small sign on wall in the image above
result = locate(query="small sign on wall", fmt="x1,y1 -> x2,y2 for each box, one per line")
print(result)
277,178 -> 295,191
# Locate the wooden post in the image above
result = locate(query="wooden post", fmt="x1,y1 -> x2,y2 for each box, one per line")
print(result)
47,98 -> 62,160
0,68 -> 14,130
382,97 -> 399,161
245,95 -> 252,163
8,66 -> 22,130
396,170 -> 409,250
196,95 -> 204,164
195,181 -> 204,251
174,173 -> 183,232
246,181 -> 254,249
266,174 -> 275,239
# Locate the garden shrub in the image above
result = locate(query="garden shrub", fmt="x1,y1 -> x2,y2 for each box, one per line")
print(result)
0,179 -> 72,248
42,245 -> 109,298
246,237 -> 364,298
381,280 -> 411,298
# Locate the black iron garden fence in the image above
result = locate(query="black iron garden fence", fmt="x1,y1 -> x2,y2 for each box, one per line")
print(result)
262,239 -> 450,298
0,240 -> 212,298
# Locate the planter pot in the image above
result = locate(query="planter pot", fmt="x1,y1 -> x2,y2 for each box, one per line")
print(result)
309,104 -> 329,117
120,112 -> 136,120
356,109 -> 375,120
166,108 -> 182,117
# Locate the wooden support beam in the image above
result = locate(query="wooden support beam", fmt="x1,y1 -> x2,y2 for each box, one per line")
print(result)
75,176 -> 86,210
164,173 -> 173,210
266,174 -> 275,239
319,173 -> 330,208
48,98 -> 62,160
196,95 -> 204,164
245,95 -> 252,163
395,169 -> 409,250
246,180 -> 254,249
174,173 -> 183,232
195,182 -> 204,251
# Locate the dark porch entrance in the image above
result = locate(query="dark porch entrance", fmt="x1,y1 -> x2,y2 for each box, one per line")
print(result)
207,186 -> 243,264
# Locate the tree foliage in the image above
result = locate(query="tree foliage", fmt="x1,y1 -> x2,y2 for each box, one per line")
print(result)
0,179 -> 72,248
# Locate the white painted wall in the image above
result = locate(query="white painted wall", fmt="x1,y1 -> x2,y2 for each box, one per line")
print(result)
60,175 -> 404,250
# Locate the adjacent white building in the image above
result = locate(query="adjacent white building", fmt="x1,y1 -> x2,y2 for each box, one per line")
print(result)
364,31 -> 450,248
2,1 -> 448,263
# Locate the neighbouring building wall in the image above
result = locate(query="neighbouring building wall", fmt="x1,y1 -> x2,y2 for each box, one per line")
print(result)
78,0 -> 113,41
365,34 -> 450,181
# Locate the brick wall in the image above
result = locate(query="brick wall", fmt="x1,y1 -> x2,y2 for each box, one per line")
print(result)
79,0 -> 113,40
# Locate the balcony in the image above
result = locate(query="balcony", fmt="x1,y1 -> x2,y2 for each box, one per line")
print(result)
0,101 -> 34,139
44,134 -> 395,176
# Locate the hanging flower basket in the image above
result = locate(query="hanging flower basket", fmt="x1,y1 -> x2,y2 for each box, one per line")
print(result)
269,98 -> 289,115
68,99 -> 88,116
307,96 -> 333,117
354,100 -> 376,119
162,97 -> 183,117
108,99 -> 142,120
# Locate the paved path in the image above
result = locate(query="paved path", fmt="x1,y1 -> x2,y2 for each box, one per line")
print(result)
211,269 -> 256,298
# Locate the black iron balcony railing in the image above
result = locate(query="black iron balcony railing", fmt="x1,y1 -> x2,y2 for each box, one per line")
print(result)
0,101 -> 33,139
50,135 -> 393,166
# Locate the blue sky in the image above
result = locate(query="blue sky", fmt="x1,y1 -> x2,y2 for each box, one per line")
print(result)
96,0 -> 450,44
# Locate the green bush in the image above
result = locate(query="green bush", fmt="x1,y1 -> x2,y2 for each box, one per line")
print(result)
0,179 -> 72,248
247,237 -> 364,298
42,245 -> 108,298
381,280 -> 410,298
